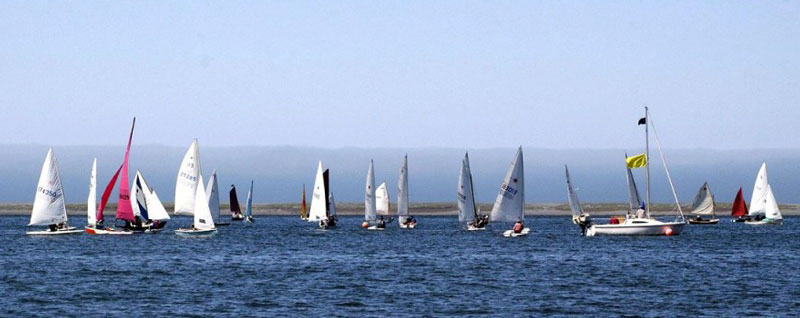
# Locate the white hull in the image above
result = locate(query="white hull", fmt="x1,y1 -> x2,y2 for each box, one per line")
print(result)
84,226 -> 134,235
399,222 -> 417,229
175,228 -> 218,237
745,219 -> 783,226
27,227 -> 82,235
467,225 -> 486,231
587,219 -> 685,236
503,227 -> 530,237
367,226 -> 385,231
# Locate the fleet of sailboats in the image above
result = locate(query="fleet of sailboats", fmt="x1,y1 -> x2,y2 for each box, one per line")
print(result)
22,114 -> 793,237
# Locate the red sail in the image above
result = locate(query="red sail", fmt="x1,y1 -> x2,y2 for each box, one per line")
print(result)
97,165 -> 123,222
116,118 -> 136,221
731,187 -> 748,217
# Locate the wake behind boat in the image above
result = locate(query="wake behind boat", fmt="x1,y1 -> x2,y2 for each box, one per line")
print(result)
26,148 -> 81,235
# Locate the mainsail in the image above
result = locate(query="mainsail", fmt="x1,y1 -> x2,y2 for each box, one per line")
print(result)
688,182 -> 715,215
206,170 -> 221,223
457,155 -> 476,223
87,158 -> 97,226
731,187 -> 748,217
764,184 -> 782,220
29,148 -> 68,226
364,160 -> 377,221
116,118 -> 136,221
626,166 -> 643,213
490,147 -> 524,223
193,174 -> 215,230
308,161 -> 327,222
397,155 -> 409,222
175,139 -> 201,215
376,182 -> 390,216
565,165 -> 584,217
230,185 -> 242,216
244,180 -> 253,219
748,162 -> 769,216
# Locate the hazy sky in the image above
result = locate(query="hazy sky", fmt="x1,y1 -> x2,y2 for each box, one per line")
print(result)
1,1 -> 798,149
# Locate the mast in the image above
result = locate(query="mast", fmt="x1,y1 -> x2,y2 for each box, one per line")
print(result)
644,106 -> 651,218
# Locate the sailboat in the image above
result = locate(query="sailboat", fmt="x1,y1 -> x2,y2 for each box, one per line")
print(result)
175,174 -> 218,236
206,170 -> 230,226
307,161 -> 337,228
490,147 -> 529,237
244,180 -> 254,223
300,184 -> 308,221
86,158 -> 98,229
565,165 -> 591,235
730,187 -> 749,222
362,160 -> 385,230
26,148 -> 81,235
745,163 -> 782,225
581,107 -> 686,236
86,119 -> 137,235
376,181 -> 390,219
458,153 -> 487,230
230,185 -> 244,221
687,182 -> 718,224
397,155 -> 417,229
130,170 -> 171,232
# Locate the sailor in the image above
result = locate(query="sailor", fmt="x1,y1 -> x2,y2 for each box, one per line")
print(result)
513,221 -> 523,233
635,208 -> 645,219
377,216 -> 386,228
48,224 -> 58,232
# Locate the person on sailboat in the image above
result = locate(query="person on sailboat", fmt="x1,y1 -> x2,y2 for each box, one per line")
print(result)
513,221 -> 524,234
635,208 -> 645,219
377,216 -> 386,229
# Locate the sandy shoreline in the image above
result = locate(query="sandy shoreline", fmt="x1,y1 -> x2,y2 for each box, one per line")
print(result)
2,202 -> 799,216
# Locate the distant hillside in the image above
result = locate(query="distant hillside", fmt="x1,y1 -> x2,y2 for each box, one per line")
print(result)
2,144 -> 799,205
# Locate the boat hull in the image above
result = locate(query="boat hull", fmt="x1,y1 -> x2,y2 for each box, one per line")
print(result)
744,219 -> 783,226
467,225 -> 486,231
503,227 -> 530,237
587,221 -> 685,237
175,228 -> 218,237
688,218 -> 719,225
399,222 -> 417,229
27,227 -> 82,235
84,226 -> 134,235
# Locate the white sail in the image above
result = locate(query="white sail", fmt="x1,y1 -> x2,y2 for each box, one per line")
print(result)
329,192 -> 337,217
140,173 -> 170,221
688,182 -> 715,215
174,139 -> 201,215
131,171 -> 145,218
457,156 -> 476,223
748,162 -> 769,216
365,160 -> 377,221
29,148 -> 68,226
206,170 -> 221,222
565,165 -> 584,217
245,180 -> 253,218
87,158 -> 97,225
397,155 -> 409,223
764,184 -> 782,220
490,147 -> 524,223
193,174 -> 215,229
626,167 -> 642,213
308,161 -> 328,222
376,182 -> 390,215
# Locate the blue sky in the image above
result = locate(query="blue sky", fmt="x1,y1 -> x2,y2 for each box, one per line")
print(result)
1,1 -> 798,149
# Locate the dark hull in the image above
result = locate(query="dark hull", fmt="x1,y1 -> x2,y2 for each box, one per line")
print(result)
688,218 -> 719,225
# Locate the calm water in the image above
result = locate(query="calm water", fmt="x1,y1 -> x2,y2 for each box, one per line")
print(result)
1,215 -> 799,317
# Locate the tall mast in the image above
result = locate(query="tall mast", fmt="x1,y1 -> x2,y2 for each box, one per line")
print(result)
644,106 -> 651,218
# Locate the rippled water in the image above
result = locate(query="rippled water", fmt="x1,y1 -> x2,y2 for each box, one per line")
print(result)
1,215 -> 799,317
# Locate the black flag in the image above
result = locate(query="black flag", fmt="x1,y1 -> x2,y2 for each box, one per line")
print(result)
637,117 -> 646,125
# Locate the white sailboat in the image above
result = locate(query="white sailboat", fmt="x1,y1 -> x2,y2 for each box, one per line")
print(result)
490,147 -> 529,237
687,182 -> 718,224
458,153 -> 487,230
87,158 -> 97,229
27,148 -> 81,235
376,182 -> 390,217
565,165 -> 591,235
206,170 -> 230,226
362,160 -> 384,230
307,161 -> 336,228
745,163 -> 782,225
244,180 -> 254,223
175,174 -> 217,237
130,170 -> 171,232
583,107 -> 686,236
397,155 -> 417,229
174,139 -> 201,216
